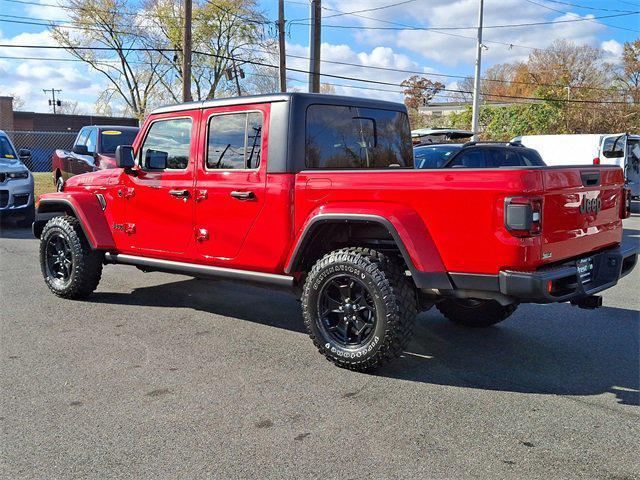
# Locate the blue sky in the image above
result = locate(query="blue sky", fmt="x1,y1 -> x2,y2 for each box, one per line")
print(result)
0,0 -> 638,114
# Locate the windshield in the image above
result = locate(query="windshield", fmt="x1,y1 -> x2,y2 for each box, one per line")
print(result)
100,129 -> 139,154
0,136 -> 18,160
414,145 -> 461,169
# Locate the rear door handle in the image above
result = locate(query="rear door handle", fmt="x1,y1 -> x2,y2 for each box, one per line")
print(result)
169,189 -> 190,199
230,190 -> 255,201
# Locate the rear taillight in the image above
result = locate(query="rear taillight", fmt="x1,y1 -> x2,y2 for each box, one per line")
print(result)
505,196 -> 543,237
622,187 -> 631,219
593,157 -> 600,165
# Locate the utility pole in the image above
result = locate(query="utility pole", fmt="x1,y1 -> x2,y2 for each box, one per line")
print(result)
278,0 -> 287,92
308,0 -> 321,93
182,0 -> 192,103
470,0 -> 484,141
43,88 -> 62,114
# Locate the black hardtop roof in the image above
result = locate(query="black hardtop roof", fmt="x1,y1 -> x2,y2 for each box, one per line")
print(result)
150,92 -> 406,115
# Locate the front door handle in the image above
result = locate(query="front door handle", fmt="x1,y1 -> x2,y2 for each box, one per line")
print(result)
169,189 -> 190,199
230,190 -> 255,201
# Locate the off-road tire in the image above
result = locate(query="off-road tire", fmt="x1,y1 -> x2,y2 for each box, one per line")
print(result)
436,298 -> 517,327
302,247 -> 417,371
39,215 -> 103,299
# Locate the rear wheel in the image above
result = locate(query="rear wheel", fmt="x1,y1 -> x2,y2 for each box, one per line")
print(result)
39,215 -> 103,299
302,247 -> 417,371
436,298 -> 517,327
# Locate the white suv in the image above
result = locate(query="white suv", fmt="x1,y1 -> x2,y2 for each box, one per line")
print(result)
0,130 -> 35,227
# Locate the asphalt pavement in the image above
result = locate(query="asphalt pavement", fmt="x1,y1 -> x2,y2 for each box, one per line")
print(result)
1,208 -> 639,479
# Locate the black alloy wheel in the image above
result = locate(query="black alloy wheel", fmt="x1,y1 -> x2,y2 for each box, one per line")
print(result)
317,274 -> 377,347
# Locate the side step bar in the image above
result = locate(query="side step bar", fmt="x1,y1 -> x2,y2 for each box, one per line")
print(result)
104,253 -> 295,288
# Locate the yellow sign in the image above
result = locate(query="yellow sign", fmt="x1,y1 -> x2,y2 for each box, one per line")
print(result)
5,154 -> 15,158
102,130 -> 122,135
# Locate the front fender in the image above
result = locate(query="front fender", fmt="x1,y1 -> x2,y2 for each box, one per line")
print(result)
34,192 -> 116,250
287,203 -> 451,289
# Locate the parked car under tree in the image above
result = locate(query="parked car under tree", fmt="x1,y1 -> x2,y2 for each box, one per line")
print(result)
51,125 -> 139,191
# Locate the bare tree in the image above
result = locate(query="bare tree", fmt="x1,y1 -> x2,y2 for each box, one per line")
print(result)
144,0 -> 270,101
52,0 -> 170,120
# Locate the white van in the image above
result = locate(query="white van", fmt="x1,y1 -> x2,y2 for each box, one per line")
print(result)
512,133 -> 640,198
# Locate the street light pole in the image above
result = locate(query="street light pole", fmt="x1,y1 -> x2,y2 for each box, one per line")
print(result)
471,0 -> 484,141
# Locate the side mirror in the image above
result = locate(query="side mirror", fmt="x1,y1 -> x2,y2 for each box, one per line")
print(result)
115,145 -> 135,169
145,149 -> 168,170
17,148 -> 31,161
72,144 -> 89,155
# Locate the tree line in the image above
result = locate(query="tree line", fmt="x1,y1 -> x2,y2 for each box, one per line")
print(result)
404,39 -> 640,138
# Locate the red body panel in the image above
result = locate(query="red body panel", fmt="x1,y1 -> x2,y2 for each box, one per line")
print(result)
40,103 -> 626,282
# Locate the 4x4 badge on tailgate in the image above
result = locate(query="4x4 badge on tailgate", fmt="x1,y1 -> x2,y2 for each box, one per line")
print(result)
580,196 -> 601,214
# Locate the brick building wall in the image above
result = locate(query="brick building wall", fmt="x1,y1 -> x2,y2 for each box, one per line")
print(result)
0,96 -> 138,132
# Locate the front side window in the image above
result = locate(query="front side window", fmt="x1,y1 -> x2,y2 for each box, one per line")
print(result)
85,128 -> 98,154
305,105 -> 413,169
75,128 -> 89,148
140,118 -> 192,170
207,112 -> 263,170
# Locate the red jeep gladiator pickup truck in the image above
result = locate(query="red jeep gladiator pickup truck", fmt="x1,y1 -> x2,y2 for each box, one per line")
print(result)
33,93 -> 636,371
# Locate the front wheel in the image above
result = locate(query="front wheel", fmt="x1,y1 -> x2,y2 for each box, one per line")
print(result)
302,247 -> 417,371
39,215 -> 103,299
436,298 -> 517,327
56,176 -> 64,192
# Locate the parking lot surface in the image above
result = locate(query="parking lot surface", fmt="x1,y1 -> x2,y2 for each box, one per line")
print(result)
1,211 -> 639,479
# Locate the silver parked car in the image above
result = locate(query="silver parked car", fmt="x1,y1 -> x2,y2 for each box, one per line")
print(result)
0,130 -> 35,227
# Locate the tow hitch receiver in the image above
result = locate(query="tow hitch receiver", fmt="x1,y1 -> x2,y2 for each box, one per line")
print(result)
570,295 -> 603,310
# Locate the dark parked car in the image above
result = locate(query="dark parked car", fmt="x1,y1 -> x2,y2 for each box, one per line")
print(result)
414,142 -> 546,169
52,125 -> 139,191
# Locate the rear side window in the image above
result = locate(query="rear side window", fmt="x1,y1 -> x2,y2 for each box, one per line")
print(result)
305,105 -> 413,169
140,117 -> 192,170
518,149 -> 546,166
207,112 -> 262,170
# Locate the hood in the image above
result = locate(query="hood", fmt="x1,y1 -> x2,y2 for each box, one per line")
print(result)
0,157 -> 29,173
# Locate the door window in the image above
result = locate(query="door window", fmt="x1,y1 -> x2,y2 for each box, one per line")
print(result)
74,128 -> 89,148
85,128 -> 98,154
206,112 -> 263,170
139,117 -> 192,170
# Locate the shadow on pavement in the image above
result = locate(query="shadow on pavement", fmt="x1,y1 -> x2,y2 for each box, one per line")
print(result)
0,226 -> 34,239
89,277 -> 640,406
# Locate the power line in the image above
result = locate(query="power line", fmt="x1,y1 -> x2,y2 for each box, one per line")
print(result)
538,0 -> 636,13
294,11 -> 640,32
523,0 -> 640,33
2,43 -> 633,103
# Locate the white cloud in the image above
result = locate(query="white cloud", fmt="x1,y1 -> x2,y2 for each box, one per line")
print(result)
324,0 -> 608,68
0,29 -> 106,113
601,39 -> 623,64
25,0 -> 71,21
286,42 -> 427,101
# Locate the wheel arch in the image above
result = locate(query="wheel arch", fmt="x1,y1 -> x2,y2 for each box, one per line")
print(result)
285,213 -> 452,290
33,193 -> 115,250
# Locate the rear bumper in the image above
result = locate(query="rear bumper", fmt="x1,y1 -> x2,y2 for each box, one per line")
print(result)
500,245 -> 637,303
449,245 -> 637,304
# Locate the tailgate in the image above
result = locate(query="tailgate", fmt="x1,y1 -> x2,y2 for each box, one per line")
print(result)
540,166 -> 624,265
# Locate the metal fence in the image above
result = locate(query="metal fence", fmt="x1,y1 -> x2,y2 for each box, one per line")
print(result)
5,131 -> 77,172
